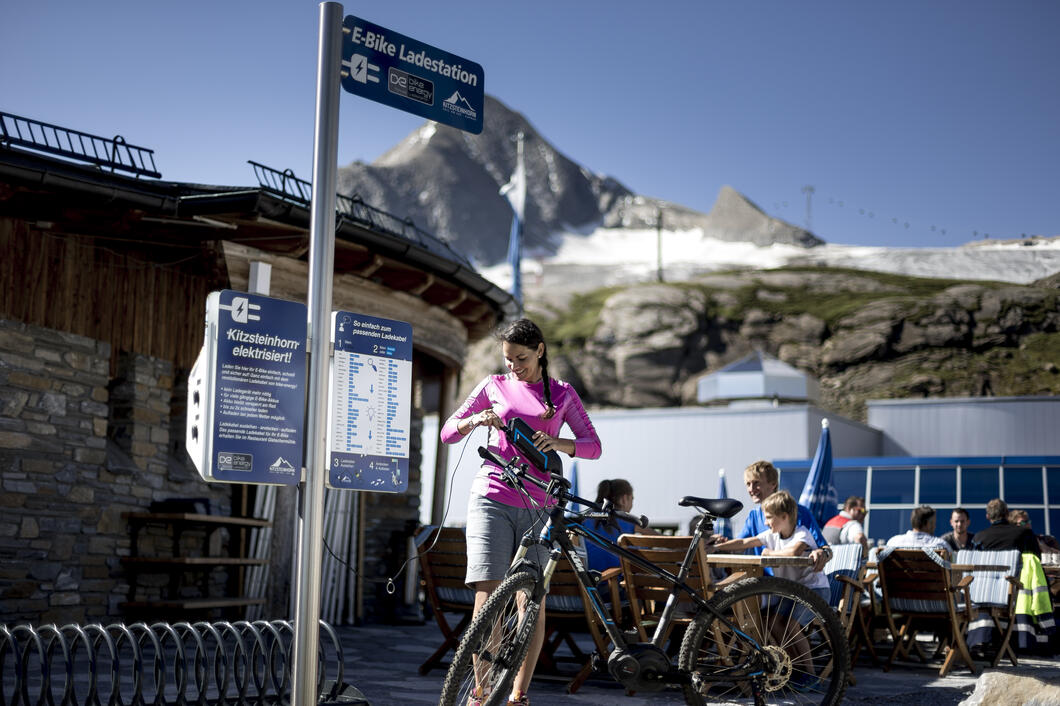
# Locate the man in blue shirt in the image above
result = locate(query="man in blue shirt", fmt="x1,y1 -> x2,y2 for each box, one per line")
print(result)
719,460 -> 832,572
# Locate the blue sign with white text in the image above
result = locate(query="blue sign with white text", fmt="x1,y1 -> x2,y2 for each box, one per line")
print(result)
327,311 -> 412,492
210,290 -> 306,485
340,15 -> 484,134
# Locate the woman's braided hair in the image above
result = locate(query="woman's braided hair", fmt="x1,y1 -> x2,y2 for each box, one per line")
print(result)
499,318 -> 555,419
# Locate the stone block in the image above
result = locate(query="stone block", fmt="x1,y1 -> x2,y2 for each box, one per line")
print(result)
22,458 -> 54,474
0,431 -> 33,450
66,485 -> 94,503
25,421 -> 57,436
73,448 -> 106,465
0,389 -> 29,418
2,478 -> 36,493
19,517 -> 39,539
0,327 -> 34,352
8,370 -> 52,390
79,400 -> 108,417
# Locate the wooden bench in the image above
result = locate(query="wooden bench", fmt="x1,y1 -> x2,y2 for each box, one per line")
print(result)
120,511 -> 271,619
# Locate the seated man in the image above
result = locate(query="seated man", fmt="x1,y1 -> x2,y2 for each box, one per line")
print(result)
972,499 -> 1041,557
822,495 -> 869,553
941,507 -> 979,553
886,505 -> 949,554
718,460 -> 831,571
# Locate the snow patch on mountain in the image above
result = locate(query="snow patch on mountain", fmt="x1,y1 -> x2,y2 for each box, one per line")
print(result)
481,226 -> 1060,297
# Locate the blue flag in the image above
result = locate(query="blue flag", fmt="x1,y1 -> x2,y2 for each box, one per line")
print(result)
500,132 -> 526,302
715,469 -> 732,539
799,418 -> 838,528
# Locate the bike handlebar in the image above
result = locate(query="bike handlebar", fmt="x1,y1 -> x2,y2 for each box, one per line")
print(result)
476,445 -> 649,529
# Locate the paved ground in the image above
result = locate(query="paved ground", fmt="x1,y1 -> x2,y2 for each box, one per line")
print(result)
336,619 -> 1060,705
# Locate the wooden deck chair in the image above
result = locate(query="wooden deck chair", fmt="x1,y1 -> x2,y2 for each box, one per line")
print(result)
875,547 -> 977,677
539,554 -> 621,693
416,526 -> 475,675
616,534 -> 713,649
955,548 -> 1022,668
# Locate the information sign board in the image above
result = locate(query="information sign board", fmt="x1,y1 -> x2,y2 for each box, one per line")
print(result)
186,290 -> 307,485
327,311 -> 412,492
340,15 -> 484,134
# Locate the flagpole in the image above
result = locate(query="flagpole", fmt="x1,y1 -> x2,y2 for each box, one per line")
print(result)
502,131 -> 525,307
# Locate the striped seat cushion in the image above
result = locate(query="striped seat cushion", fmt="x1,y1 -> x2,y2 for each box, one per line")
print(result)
955,548 -> 1021,608
823,543 -> 864,608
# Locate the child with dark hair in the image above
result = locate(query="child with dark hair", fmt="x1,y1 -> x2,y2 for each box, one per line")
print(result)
585,478 -> 656,571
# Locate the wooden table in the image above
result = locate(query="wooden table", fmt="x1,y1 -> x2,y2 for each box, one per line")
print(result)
1043,564 -> 1060,597
704,553 -> 813,579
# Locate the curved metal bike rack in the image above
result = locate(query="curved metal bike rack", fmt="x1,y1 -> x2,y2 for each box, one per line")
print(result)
0,620 -> 344,706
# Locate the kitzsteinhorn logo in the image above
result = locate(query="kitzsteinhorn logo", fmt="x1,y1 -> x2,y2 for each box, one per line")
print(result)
269,457 -> 297,475
442,91 -> 477,120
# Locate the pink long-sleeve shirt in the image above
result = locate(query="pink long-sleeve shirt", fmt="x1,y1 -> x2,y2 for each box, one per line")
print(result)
440,373 -> 602,507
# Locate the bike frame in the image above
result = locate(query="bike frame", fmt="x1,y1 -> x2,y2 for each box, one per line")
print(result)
497,458 -> 767,672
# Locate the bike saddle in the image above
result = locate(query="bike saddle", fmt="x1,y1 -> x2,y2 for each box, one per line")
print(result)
679,496 -> 743,518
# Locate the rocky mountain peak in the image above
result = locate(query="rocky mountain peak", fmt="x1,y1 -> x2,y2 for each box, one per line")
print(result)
336,94 -> 819,266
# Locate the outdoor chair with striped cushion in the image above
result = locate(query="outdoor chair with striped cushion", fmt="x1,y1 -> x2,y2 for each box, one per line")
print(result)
956,548 -> 1021,667
875,547 -> 979,677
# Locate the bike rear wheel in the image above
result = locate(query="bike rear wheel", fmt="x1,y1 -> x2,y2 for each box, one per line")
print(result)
439,569 -> 541,706
678,576 -> 849,706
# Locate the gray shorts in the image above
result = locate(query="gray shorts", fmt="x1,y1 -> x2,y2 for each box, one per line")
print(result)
465,493 -> 550,586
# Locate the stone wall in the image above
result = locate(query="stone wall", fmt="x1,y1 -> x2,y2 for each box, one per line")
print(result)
0,319 -> 229,625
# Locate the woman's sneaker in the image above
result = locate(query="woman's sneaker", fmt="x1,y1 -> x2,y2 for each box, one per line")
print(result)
507,693 -> 530,706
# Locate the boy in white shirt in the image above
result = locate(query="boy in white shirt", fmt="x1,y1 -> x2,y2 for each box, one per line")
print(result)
715,489 -> 831,603
713,490 -> 832,686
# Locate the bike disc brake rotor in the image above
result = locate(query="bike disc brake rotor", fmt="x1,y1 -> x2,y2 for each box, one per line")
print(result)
760,644 -> 793,692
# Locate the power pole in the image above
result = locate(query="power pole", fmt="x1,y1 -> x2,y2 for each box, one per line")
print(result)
656,207 -> 664,283
802,185 -> 815,231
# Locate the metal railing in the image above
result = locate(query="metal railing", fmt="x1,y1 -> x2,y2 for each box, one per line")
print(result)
0,620 -> 345,706
0,112 -> 161,179
248,160 -> 474,268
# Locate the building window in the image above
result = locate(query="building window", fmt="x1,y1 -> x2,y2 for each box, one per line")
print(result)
774,456 -> 1059,540
919,467 -> 957,505
962,466 -> 1000,504
871,468 -> 915,504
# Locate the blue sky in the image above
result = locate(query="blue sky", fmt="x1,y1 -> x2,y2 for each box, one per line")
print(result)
3,0 -> 1057,247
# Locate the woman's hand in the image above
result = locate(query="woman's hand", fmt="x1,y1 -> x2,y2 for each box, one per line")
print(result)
462,408 -> 501,434
532,430 -> 574,456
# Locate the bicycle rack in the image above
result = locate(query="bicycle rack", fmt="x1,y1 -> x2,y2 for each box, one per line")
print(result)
0,620 -> 346,706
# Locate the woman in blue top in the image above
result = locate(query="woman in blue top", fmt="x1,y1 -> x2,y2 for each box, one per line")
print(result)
585,479 -> 656,571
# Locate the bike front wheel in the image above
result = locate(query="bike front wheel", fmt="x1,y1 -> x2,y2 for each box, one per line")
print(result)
678,575 -> 849,706
439,569 -> 541,706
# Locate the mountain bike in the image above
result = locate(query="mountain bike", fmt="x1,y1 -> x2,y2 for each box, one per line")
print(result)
438,419 -> 849,706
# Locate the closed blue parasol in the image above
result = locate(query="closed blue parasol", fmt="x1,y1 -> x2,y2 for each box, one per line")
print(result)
715,469 -> 733,538
799,418 -> 839,528
568,460 -> 580,513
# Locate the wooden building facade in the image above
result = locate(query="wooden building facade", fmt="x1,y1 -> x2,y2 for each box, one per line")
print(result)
0,113 -> 515,625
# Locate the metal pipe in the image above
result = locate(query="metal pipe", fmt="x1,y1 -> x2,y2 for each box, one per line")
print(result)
291,3 -> 343,705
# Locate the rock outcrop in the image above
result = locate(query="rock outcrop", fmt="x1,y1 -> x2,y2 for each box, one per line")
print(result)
462,267 -> 1060,420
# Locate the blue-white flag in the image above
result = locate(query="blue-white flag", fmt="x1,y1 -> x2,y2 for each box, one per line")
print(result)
500,132 -> 525,302
568,460 -> 580,513
799,418 -> 839,528
715,469 -> 732,539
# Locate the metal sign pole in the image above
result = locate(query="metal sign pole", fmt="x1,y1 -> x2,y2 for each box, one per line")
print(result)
291,2 -> 342,704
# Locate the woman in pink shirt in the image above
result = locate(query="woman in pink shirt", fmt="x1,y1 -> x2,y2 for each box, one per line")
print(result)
440,318 -> 601,706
